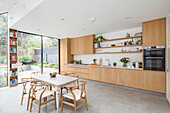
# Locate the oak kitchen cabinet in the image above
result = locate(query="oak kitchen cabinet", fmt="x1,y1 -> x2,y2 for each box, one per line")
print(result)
142,17 -> 166,47
60,38 -> 73,72
66,64 -> 166,93
71,35 -> 95,55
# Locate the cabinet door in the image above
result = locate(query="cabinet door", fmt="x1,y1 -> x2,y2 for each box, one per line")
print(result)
125,70 -> 144,89
117,69 -> 126,86
143,18 -> 166,47
71,35 -> 94,55
90,67 -> 100,80
144,71 -> 165,93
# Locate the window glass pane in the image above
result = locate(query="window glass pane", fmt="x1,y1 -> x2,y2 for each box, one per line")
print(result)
43,37 -> 59,73
18,33 -> 41,83
0,13 -> 8,87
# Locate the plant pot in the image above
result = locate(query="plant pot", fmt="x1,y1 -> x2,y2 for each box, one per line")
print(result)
123,62 -> 127,67
50,75 -> 56,78
113,64 -> 116,66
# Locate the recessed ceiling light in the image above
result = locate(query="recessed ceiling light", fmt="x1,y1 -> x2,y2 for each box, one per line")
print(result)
82,28 -> 86,30
125,16 -> 132,19
60,18 -> 65,21
90,18 -> 96,22
10,17 -> 14,20
37,29 -> 40,31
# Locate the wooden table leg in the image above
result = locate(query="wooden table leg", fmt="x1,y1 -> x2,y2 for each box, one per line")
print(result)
56,87 -> 60,113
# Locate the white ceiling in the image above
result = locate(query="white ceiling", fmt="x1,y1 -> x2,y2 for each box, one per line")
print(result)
1,0 -> 170,38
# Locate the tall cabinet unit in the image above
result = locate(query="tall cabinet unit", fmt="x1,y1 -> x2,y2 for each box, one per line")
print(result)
8,29 -> 18,87
142,17 -> 166,47
60,38 -> 73,72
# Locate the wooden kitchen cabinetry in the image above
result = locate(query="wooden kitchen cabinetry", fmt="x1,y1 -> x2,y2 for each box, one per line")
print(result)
142,17 -> 166,47
60,38 -> 73,72
71,35 -> 95,55
66,64 -> 166,93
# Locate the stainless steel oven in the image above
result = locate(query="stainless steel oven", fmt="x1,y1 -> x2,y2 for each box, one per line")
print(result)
144,46 -> 165,71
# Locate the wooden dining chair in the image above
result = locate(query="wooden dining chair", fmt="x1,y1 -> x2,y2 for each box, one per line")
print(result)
57,71 -> 68,75
31,71 -> 45,75
20,78 -> 42,111
61,80 -> 88,113
29,83 -> 57,113
61,73 -> 79,95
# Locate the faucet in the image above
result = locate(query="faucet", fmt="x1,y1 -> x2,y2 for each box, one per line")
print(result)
106,59 -> 111,66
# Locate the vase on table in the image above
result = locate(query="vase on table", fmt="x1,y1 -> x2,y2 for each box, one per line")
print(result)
123,62 -> 127,67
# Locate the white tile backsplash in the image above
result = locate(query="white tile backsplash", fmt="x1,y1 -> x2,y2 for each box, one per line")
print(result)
74,27 -> 143,67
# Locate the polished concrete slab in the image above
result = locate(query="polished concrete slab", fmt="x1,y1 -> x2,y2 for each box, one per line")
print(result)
0,79 -> 170,113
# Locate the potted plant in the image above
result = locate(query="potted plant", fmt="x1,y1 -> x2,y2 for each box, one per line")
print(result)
113,62 -> 117,66
94,35 -> 107,48
91,59 -> 97,65
120,57 -> 129,67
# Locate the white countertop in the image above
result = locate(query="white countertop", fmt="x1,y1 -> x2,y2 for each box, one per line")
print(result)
67,64 -> 143,70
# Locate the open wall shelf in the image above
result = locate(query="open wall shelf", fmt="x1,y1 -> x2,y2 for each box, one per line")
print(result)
95,51 -> 142,54
8,29 -> 18,87
95,44 -> 142,49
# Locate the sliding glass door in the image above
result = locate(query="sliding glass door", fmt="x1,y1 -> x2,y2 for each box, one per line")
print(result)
0,13 -> 8,87
17,33 -> 59,83
18,33 -> 41,83
43,37 -> 59,73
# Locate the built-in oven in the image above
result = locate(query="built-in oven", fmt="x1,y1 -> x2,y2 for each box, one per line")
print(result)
144,46 -> 165,71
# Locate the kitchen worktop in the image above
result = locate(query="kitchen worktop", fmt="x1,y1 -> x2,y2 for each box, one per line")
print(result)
67,64 -> 143,70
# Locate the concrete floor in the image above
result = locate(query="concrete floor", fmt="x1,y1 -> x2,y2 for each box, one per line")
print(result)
0,79 -> 170,113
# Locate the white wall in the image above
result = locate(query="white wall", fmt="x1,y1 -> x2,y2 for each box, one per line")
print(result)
74,27 -> 142,66
167,12 -> 170,103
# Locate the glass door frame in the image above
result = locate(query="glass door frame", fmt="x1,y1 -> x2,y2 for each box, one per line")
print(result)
17,31 -> 60,78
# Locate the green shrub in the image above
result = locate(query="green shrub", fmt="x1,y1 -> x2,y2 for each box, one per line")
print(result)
0,56 -> 7,64
49,63 -> 55,68
19,56 -> 32,62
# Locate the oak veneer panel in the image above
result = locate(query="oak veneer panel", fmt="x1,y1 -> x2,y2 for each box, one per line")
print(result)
71,35 -> 94,55
117,69 -> 126,86
143,17 -> 166,47
143,71 -> 166,93
90,67 -> 100,80
125,70 -> 144,89
60,38 -> 73,72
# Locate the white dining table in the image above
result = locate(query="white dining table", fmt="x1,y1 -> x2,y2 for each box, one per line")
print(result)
32,74 -> 78,113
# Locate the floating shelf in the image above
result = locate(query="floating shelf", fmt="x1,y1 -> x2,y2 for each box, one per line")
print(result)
95,51 -> 142,54
95,44 -> 142,49
95,36 -> 142,43
10,82 -> 18,87
10,45 -> 17,47
10,75 -> 18,79
10,68 -> 18,71
10,37 -> 17,39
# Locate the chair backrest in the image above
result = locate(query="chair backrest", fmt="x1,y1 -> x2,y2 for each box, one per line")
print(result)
31,71 -> 45,75
66,73 -> 79,78
67,80 -> 87,99
58,71 -> 67,75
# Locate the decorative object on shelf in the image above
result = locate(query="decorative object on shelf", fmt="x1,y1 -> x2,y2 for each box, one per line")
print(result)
113,62 -> 117,66
80,60 -> 82,64
120,57 -> 129,67
91,58 -> 97,65
124,42 -> 127,45
111,44 -> 115,46
49,72 -> 57,78
131,38 -> 134,45
134,32 -> 142,36
135,61 -> 139,68
94,35 -> 107,48
99,58 -> 102,66
126,33 -> 130,37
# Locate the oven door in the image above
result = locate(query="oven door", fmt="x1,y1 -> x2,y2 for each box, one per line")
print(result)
144,48 -> 165,57
144,57 -> 165,71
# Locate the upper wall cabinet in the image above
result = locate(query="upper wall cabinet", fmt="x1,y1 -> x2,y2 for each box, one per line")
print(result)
142,18 -> 166,47
71,35 -> 95,55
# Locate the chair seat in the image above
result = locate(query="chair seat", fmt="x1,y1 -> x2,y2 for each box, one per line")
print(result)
34,89 -> 54,100
63,89 -> 85,101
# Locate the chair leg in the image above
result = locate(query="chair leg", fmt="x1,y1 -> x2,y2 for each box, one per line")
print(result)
27,93 -> 31,111
85,96 -> 88,111
21,92 -> 24,105
30,97 -> 33,112
61,95 -> 64,113
38,99 -> 41,113
54,92 -> 57,110
74,99 -> 77,113
61,88 -> 63,96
